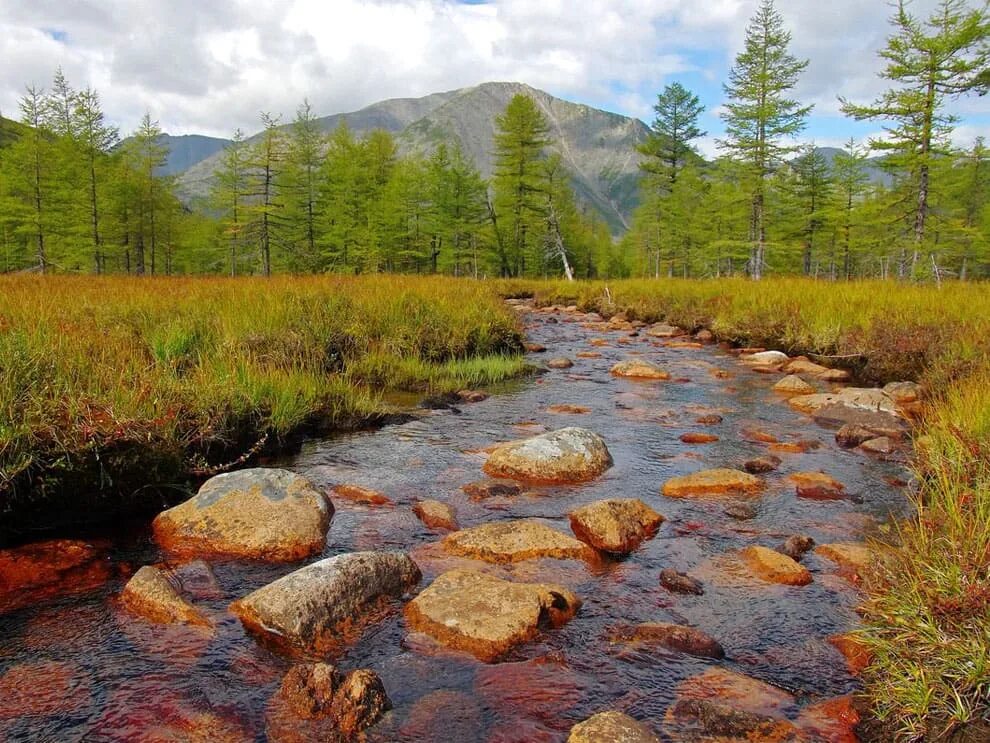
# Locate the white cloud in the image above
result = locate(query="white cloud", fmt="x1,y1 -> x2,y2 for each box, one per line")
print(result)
0,0 -> 984,142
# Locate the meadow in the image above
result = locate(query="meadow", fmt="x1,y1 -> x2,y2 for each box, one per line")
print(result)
502,276 -> 990,741
0,275 -> 525,529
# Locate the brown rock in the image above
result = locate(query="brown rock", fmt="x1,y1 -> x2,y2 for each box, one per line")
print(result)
860,436 -> 895,455
525,343 -> 547,353
784,356 -> 852,382
741,546 -> 813,586
153,469 -> 332,562
669,667 -> 796,718
695,414 -> 723,425
462,479 -> 523,500
663,469 -> 763,498
724,502 -> 758,520
789,471 -> 845,491
483,427 -> 613,484
404,569 -> 580,662
443,520 -> 595,563
829,633 -> 872,674
742,427 -> 780,444
230,551 -> 421,655
680,432 -> 719,444
835,424 -> 882,448
0,660 -> 93,719
610,359 -> 671,380
332,483 -> 392,506
696,329 -> 714,342
884,381 -> 922,403
546,358 -> 574,369
0,539 -> 111,615
278,663 -> 342,719
400,690 -> 483,741
795,695 -> 860,743
780,535 -> 816,561
120,565 -> 210,626
331,669 -> 391,738
813,404 -> 909,435
171,559 -> 224,601
458,390 -> 489,403
744,455 -> 782,474
568,499 -> 664,554
668,699 -> 800,741
773,375 -> 816,395
568,712 -> 660,743
548,404 -> 592,415
412,500 -> 458,531
788,387 -> 897,414
576,351 -> 602,359
611,621 -> 724,659
646,324 -> 683,338
816,543 -> 872,578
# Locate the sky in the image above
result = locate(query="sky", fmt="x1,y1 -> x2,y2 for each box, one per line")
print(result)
0,0 -> 987,158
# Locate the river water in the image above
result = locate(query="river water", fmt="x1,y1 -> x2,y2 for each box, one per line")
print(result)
0,303 -> 911,741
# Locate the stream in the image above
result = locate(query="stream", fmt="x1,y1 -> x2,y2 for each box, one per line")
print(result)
0,302 -> 912,741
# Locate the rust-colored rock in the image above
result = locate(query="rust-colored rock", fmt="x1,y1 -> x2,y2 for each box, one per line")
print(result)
836,423 -> 887,448
483,427 -> 613,484
784,356 -> 852,382
610,621 -> 724,659
525,343 -> 547,353
789,471 -> 845,491
829,633 -> 872,674
0,660 -> 93,719
610,360 -> 670,380
568,711 -> 660,743
724,501 -> 758,520
548,404 -> 592,415
695,414 -> 723,425
741,546 -> 813,586
153,469 -> 332,562
412,500 -> 458,531
680,432 -> 719,444
404,569 -> 580,661
576,351 -> 602,359
663,469 -> 763,498
779,535 -> 815,562
400,690 -> 484,741
796,695 -> 860,743
443,519 -> 595,563
458,390 -> 489,403
744,455 -> 782,474
816,543 -> 872,578
773,375 -> 816,395
120,565 -> 210,626
462,479 -> 523,500
860,436 -> 896,455
332,483 -> 392,506
0,539 -> 111,615
667,699 -> 800,741
568,499 -> 664,554
277,663 -> 342,719
547,357 -> 574,369
331,669 -> 391,738
660,568 -> 704,595
646,324 -> 683,338
668,667 -> 796,718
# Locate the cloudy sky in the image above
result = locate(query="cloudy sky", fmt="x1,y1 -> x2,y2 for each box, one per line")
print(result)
1,0 -> 987,156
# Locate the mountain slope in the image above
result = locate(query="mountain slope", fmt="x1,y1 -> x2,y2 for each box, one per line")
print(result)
157,134 -> 232,176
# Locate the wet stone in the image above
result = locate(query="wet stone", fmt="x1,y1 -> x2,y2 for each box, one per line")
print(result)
462,479 -> 523,500
610,621 -> 725,659
568,711 -> 660,743
120,565 -> 210,626
442,519 -> 595,563
780,535 -> 816,562
741,546 -> 813,586
0,660 -> 93,719
0,539 -> 112,615
744,455 -> 782,474
773,374 -> 816,395
483,427 -> 613,484
816,542 -> 872,578
861,436 -> 896,455
680,432 -> 719,444
546,357 -> 574,369
412,500 -> 458,531
663,469 -> 763,499
695,414 -> 723,426
332,484 -> 393,506
668,699 -> 800,741
724,502 -> 758,521
568,498 -> 664,555
610,360 -> 671,380
659,568 -> 704,595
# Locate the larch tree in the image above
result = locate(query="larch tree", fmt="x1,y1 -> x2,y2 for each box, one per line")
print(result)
638,82 -> 706,187
841,0 -> 990,278
14,86 -> 53,272
123,113 -> 169,275
211,128 -> 249,276
788,145 -> 834,276
74,87 -> 119,273
282,100 -> 325,271
246,113 -> 285,276
829,140 -> 872,279
719,0 -> 812,279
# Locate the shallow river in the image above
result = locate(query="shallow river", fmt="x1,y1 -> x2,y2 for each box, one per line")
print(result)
0,303 -> 911,741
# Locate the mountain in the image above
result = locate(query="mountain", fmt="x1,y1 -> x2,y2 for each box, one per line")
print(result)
176,82 -> 650,232
157,134 -> 231,176
814,146 -> 894,188
0,115 -> 28,148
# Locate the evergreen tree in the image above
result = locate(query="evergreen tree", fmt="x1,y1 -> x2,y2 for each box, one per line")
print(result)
282,100 -> 325,271
245,113 -> 285,276
638,82 -> 706,186
719,0 -> 812,279
788,145 -> 834,276
74,87 -> 119,273
829,140 -> 872,279
9,86 -> 54,272
841,0 -> 990,278
121,113 -> 170,275
211,129 -> 249,276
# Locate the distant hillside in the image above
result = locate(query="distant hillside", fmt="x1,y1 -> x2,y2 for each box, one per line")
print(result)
156,134 -> 231,176
814,146 -> 894,188
0,115 -> 27,148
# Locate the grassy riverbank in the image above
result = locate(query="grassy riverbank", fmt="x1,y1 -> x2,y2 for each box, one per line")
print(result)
501,277 -> 990,741
0,275 -> 525,531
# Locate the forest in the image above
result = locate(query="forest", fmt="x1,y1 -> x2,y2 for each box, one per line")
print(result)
0,1 -> 986,281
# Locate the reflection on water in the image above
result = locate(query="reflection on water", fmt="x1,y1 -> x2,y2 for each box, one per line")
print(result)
0,305 -> 910,741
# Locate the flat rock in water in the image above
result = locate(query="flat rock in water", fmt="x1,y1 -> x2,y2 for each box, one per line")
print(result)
780,535 -> 816,562
861,436 -> 896,455
546,357 -> 574,369
741,546 -> 813,586
404,569 -> 580,662
153,468 -> 332,562
660,568 -> 705,595
461,479 -> 523,500
668,667 -> 796,719
442,519 -> 595,563
568,711 -> 660,743
120,565 -> 209,626
789,471 -> 845,492
816,543 -> 872,577
610,621 -> 725,659
412,500 -> 458,531
646,324 -> 682,338
610,360 -> 671,380
812,403 -> 909,434
744,455 -> 781,474
742,350 -> 789,367
483,427 -> 613,483
0,539 -> 112,615
784,356 -> 852,382
773,375 -> 816,395
332,484 -> 392,506
680,432 -> 719,444
835,423 -> 887,448
663,469 -> 763,498
230,551 -> 420,655
788,387 -> 899,415
568,499 -> 664,554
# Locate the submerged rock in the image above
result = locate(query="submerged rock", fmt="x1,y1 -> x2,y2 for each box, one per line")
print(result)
546,357 -> 575,369
680,432 -> 719,444
668,698 -> 800,741
816,542 -> 872,578
741,546 -> 813,586
153,468 -> 332,562
784,356 -> 852,382
779,535 -> 816,562
660,568 -> 705,595
230,551 -> 420,655
461,479 -> 523,500
331,484 -> 393,506
773,375 -> 816,395
404,569 -> 580,661
483,427 -> 613,483
610,360 -> 671,380
120,565 -> 209,626
663,469 -> 763,498
412,500 -> 458,531
724,501 -> 758,520
744,455 -> 782,474
568,499 -> 664,554
0,660 -> 93,719
442,519 -> 595,563
0,539 -> 112,615
568,712 -> 660,743
610,621 -> 725,659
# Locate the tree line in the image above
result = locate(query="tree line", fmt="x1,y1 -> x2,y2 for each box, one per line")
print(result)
626,0 -> 989,281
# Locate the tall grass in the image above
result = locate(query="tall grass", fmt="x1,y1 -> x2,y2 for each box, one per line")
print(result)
0,275 -> 524,527
500,277 -> 990,741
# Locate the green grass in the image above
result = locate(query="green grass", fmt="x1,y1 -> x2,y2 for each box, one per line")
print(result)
0,275 -> 524,526
499,277 -> 990,741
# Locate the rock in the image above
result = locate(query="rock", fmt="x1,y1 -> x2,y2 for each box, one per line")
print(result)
404,569 -> 580,661
784,356 -> 852,382
835,423 -> 884,448
568,499 -> 664,554
780,535 -> 816,561
153,469 -> 332,562
590,338 -> 610,347
400,690 -> 484,741
695,329 -> 714,342
742,427 -> 779,444
412,500 -> 458,531
331,669 -> 391,738
668,667 -> 796,718
662,469 -> 763,498
546,357 -> 574,369
171,559 -> 224,601
884,381 -> 922,403
668,699 -> 800,741
120,565 -> 210,626
796,695 -> 860,743
0,539 -> 112,615
610,360 -> 671,380
0,660 -> 93,719
548,404 -> 592,415
680,432 -> 719,444
483,427 -> 613,484
816,543 -> 872,577
773,375 -> 816,395
458,390 -> 489,403
646,324 -> 682,338
420,394 -> 462,412
611,621 -> 724,659
277,663 -> 342,719
475,656 -> 590,725
744,455 -> 782,474
568,712 -> 660,743
332,483 -> 392,506
741,546 -> 813,586
660,568 -> 705,595
724,502 -> 758,521
742,350 -> 789,367
462,479 -> 524,500
525,343 -> 547,353
442,520 -> 594,563
695,414 -> 723,425
230,551 -> 421,655
813,404 -> 908,435
576,351 -> 602,359
829,633 -> 872,674
861,436 -> 895,455
789,471 -> 845,491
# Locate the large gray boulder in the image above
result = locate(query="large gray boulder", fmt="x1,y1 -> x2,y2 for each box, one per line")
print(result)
483,427 -> 612,483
